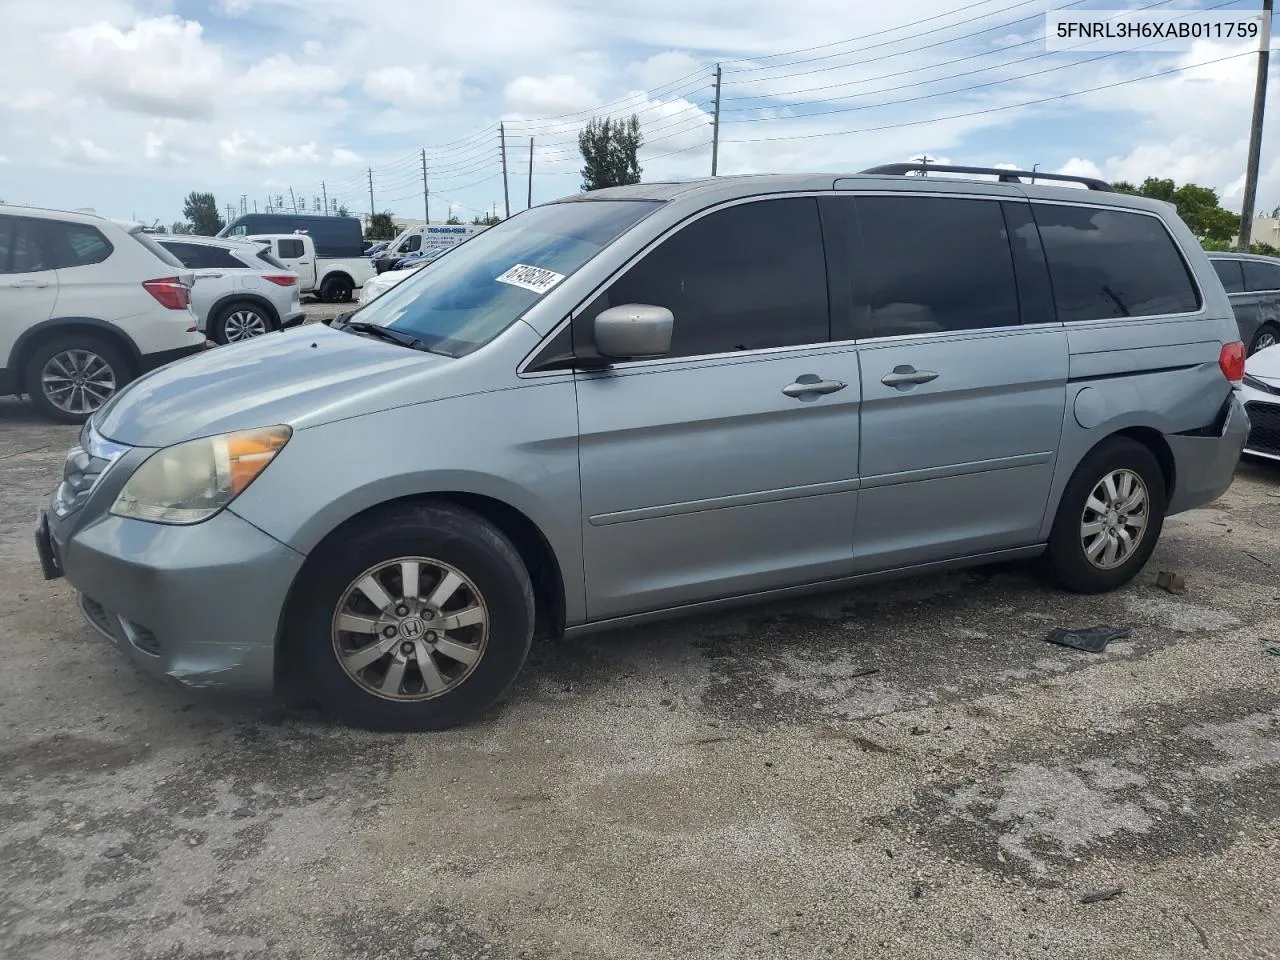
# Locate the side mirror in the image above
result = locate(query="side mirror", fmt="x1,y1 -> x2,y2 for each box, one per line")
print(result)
593,304 -> 673,360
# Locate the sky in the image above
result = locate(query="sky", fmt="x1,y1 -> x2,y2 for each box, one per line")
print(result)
1,0 -> 1278,226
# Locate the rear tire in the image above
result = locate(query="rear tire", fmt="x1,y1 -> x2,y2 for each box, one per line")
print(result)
293,503 -> 534,731
320,274 -> 354,303
1043,437 -> 1166,594
1250,323 -> 1279,355
211,300 -> 274,345
24,333 -> 132,425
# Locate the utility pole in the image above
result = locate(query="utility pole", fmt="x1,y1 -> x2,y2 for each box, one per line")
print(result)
288,187 -> 298,214
253,200 -> 258,213
1031,163 -> 1039,184
1239,0 -> 1273,250
528,137 -> 534,210
322,181 -> 329,216
711,64 -> 722,177
421,148 -> 430,224
367,167 -> 375,225
499,123 -> 510,219
912,154 -> 934,176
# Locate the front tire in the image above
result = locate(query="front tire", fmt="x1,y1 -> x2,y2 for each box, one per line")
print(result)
320,274 -> 354,303
293,503 -> 534,731
24,334 -> 131,424
1043,437 -> 1166,594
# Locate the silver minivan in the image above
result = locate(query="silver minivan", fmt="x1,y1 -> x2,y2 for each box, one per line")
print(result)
36,165 -> 1250,730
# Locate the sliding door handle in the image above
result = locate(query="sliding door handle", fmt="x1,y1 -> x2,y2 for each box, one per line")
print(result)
783,377 -> 847,398
881,367 -> 939,388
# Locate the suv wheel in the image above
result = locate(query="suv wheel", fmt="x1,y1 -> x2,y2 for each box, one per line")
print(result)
1250,323 -> 1279,354
24,334 -> 131,424
212,301 -> 273,344
1043,437 -> 1166,593
294,503 -> 534,731
320,275 -> 354,303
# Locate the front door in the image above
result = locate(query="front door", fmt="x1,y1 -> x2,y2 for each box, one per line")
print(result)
0,215 -> 60,366
271,237 -> 313,288
835,194 -> 1068,571
575,196 -> 861,620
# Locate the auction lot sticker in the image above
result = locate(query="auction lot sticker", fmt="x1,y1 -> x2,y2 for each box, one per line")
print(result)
496,264 -> 566,295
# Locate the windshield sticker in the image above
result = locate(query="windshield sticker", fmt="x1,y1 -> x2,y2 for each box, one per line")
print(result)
496,263 -> 566,295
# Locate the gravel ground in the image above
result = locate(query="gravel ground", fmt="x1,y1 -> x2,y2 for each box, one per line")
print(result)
1,371 -> 1278,960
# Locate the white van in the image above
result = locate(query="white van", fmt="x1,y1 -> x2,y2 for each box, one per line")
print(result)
371,224 -> 487,273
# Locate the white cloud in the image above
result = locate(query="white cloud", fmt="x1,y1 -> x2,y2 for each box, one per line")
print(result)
363,65 -> 464,108
504,74 -> 599,114
331,147 -> 363,166
0,89 -> 57,111
219,0 -> 254,13
219,130 -> 322,168
628,51 -> 703,91
57,16 -> 224,120
241,54 -> 344,99
144,131 -> 189,165
52,136 -> 118,165
0,155 -> 9,164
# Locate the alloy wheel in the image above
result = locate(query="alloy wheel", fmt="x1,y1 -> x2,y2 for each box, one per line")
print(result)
1079,468 -> 1149,570
40,349 -> 116,416
224,309 -> 269,341
331,557 -> 488,701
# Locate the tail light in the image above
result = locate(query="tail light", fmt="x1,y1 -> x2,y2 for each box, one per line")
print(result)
143,277 -> 190,311
263,274 -> 298,287
1219,341 -> 1245,384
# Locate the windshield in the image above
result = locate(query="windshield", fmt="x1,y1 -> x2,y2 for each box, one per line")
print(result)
349,200 -> 662,356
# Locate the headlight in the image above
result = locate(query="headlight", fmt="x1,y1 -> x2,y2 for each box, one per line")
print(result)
111,426 -> 291,525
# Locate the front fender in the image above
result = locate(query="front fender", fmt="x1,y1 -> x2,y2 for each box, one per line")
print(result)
228,380 -> 585,623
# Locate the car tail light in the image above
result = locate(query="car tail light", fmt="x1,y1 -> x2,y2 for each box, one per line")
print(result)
143,277 -> 190,310
263,274 -> 297,287
1219,341 -> 1245,383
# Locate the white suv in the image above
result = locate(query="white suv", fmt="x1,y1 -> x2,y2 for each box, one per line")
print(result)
156,235 -> 305,344
0,206 -> 207,423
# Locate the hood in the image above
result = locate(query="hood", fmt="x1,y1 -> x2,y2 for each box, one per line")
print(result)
95,324 -> 447,447
1247,343 -> 1280,383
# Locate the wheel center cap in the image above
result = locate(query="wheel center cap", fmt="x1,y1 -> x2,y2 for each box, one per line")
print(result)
1106,509 -> 1119,527
397,617 -> 426,640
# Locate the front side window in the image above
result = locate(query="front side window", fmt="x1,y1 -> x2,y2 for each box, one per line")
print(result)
848,196 -> 1019,337
1033,204 -> 1200,321
1212,259 -> 1245,293
41,221 -> 113,269
355,199 -> 662,357
592,197 -> 829,358
1242,258 -> 1280,292
402,234 -> 422,254
278,238 -> 305,259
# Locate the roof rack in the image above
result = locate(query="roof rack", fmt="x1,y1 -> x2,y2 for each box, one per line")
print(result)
858,163 -> 1113,192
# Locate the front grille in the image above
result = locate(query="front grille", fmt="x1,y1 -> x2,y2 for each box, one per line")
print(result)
1245,402 -> 1280,457
52,423 -> 130,517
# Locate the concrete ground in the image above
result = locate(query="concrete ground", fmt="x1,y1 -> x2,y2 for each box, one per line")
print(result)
1,348 -> 1279,959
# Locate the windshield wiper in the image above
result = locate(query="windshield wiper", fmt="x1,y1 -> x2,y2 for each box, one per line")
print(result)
332,318 -> 431,352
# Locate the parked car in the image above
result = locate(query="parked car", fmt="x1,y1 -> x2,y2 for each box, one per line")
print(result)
364,241 -> 389,258
1,205 -> 205,423
37,164 -> 1248,731
372,224 -> 487,273
156,235 -> 304,344
1207,252 -> 1280,354
248,233 -> 375,303
1241,343 -> 1280,462
358,259 -> 432,305
219,213 -> 364,259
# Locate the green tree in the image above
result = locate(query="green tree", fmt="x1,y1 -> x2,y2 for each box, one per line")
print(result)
169,221 -> 193,235
471,212 -> 501,226
1111,177 -> 1237,243
578,115 -> 643,192
336,204 -> 351,218
445,214 -> 462,225
181,191 -> 224,236
366,211 -> 400,240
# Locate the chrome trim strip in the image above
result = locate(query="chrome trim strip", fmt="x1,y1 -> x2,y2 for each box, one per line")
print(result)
588,478 -> 861,526
858,452 -> 1054,490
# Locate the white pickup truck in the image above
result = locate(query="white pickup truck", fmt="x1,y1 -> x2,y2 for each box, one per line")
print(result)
248,234 -> 375,303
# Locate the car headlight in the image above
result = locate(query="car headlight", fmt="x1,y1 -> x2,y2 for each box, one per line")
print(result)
111,426 -> 291,525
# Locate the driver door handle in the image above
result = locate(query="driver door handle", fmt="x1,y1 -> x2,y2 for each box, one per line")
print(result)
782,377 -> 847,398
7,279 -> 50,288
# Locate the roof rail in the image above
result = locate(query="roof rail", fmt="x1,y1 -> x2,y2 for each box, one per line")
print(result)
858,163 -> 1113,192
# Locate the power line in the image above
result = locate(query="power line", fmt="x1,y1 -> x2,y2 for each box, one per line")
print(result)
722,48 -> 1256,143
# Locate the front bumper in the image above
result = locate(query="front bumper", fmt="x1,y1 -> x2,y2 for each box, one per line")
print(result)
39,505 -> 304,694
1166,391 -> 1251,515
1240,379 -> 1280,462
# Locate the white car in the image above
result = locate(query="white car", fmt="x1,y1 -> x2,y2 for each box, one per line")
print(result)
1241,344 -> 1280,462
358,259 -> 430,304
248,233 -> 375,303
156,235 -> 304,344
0,205 -> 206,423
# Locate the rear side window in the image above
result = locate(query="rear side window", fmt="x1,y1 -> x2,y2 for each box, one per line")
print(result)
41,221 -> 114,268
278,238 -> 305,259
198,245 -> 249,269
1242,259 -> 1280,292
133,231 -> 186,269
256,248 -> 288,269
1212,259 -> 1245,293
1033,205 -> 1200,321
159,241 -> 204,268
597,197 -> 829,358
847,195 -> 1019,337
